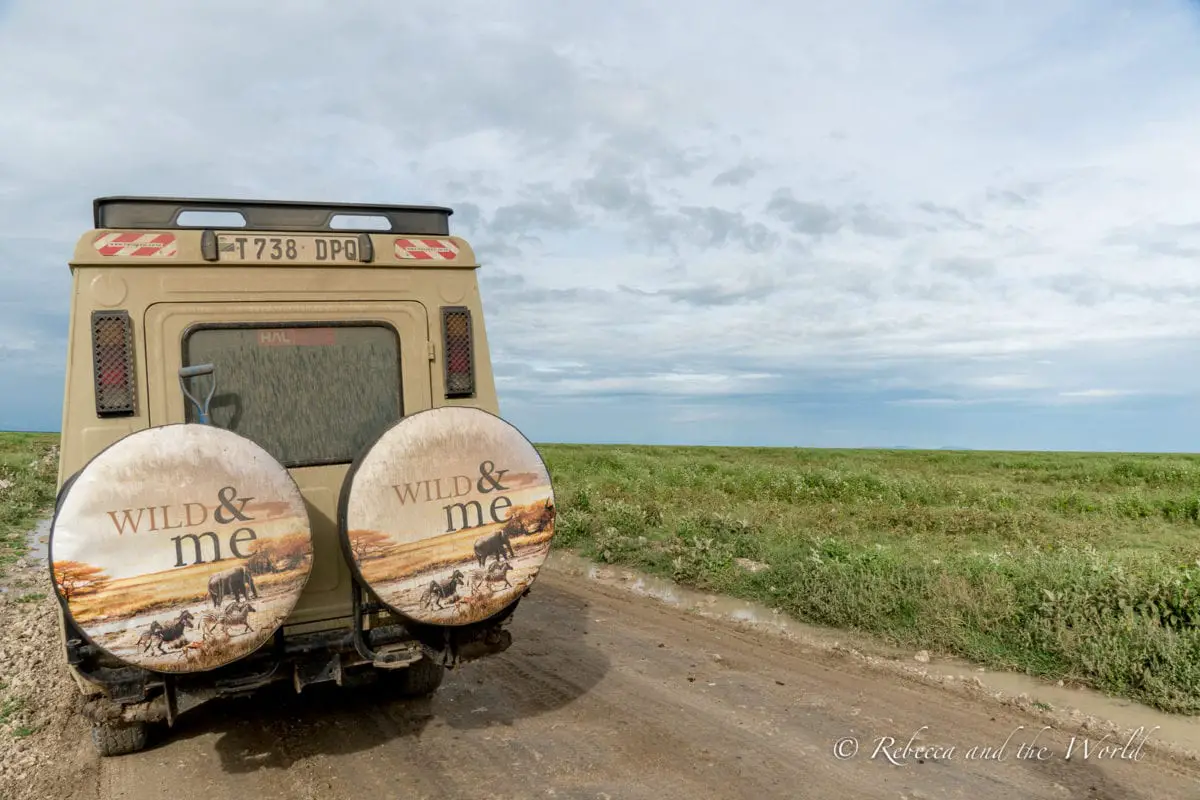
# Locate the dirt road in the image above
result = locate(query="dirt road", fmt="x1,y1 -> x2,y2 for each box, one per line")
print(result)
12,555 -> 1200,800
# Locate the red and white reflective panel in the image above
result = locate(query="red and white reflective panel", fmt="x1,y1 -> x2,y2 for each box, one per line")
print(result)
393,238 -> 459,260
93,232 -> 179,258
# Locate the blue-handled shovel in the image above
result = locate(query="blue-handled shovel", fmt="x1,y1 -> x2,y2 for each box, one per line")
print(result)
178,363 -> 217,425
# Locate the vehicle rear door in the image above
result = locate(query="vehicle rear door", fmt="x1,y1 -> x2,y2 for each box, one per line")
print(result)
142,300 -> 431,627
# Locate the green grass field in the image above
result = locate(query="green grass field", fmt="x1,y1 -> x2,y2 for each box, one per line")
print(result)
0,433 -> 58,569
8,431 -> 1200,713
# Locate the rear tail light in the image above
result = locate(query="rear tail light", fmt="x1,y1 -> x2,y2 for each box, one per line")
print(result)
441,306 -> 475,398
91,310 -> 137,416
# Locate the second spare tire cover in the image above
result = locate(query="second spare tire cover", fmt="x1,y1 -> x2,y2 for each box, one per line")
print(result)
339,406 -> 556,626
49,423 -> 314,673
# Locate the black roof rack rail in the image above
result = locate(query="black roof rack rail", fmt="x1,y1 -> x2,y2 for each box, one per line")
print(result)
92,196 -> 453,235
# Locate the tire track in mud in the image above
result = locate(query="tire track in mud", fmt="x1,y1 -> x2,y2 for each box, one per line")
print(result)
450,596 -> 781,796
476,649 -> 801,796
86,563 -> 1200,800
367,700 -> 490,797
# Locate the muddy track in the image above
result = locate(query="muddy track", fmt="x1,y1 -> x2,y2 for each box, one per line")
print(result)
15,558 -> 1200,800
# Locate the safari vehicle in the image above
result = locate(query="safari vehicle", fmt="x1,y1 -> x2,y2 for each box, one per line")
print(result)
51,197 -> 557,757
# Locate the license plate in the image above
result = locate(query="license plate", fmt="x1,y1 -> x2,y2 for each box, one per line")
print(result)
216,233 -> 367,263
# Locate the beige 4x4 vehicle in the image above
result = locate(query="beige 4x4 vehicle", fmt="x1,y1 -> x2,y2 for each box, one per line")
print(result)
50,197 -> 557,756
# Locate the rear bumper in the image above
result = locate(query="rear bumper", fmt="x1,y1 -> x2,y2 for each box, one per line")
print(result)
68,595 -> 521,727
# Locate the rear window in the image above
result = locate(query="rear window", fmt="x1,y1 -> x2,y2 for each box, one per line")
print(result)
181,323 -> 402,467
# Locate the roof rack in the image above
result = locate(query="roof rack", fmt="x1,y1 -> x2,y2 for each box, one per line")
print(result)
92,196 -> 453,235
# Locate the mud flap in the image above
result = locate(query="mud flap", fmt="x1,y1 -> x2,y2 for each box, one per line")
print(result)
49,423 -> 315,674
337,406 -> 556,628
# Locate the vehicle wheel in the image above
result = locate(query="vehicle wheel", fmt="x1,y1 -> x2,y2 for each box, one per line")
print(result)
90,721 -> 150,757
392,656 -> 445,698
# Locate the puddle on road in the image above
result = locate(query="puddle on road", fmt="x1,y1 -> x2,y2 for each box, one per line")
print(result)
27,518 -> 49,563
545,550 -> 1200,757
0,518 -> 49,595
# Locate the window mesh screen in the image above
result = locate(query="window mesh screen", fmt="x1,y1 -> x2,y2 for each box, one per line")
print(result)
182,325 -> 402,467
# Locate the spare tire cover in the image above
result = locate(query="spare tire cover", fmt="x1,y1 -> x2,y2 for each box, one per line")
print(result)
49,423 -> 314,673
339,406 -> 556,626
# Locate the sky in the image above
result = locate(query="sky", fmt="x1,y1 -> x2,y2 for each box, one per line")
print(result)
3,1 -> 1200,452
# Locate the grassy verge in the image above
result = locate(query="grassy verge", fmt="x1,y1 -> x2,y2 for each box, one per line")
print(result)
540,443 -> 1200,715
0,433 -> 58,573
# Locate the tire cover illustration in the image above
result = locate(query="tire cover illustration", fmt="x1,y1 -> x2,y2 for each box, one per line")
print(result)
339,406 -> 556,626
49,423 -> 314,673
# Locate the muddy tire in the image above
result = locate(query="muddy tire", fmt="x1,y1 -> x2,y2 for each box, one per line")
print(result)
392,656 -> 445,698
91,721 -> 150,757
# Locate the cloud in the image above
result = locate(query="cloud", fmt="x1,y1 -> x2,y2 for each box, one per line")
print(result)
668,405 -> 730,424
488,189 -> 589,235
712,162 -> 759,188
932,257 -> 997,281
540,371 -> 782,398
1058,388 -> 1142,399
969,374 -> 1046,390
766,190 -> 843,237
4,0 -> 1200,451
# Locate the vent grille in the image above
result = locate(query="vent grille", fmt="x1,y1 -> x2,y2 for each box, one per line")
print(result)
441,306 -> 475,398
91,310 -> 136,416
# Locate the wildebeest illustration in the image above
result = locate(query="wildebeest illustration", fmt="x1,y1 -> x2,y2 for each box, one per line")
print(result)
420,569 -> 465,610
135,626 -> 157,652
533,500 -> 555,532
208,564 -> 258,608
245,550 -> 277,575
200,612 -> 222,640
217,601 -> 256,636
142,610 -> 196,655
501,499 -> 555,538
473,529 -> 515,568
471,561 -> 514,593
